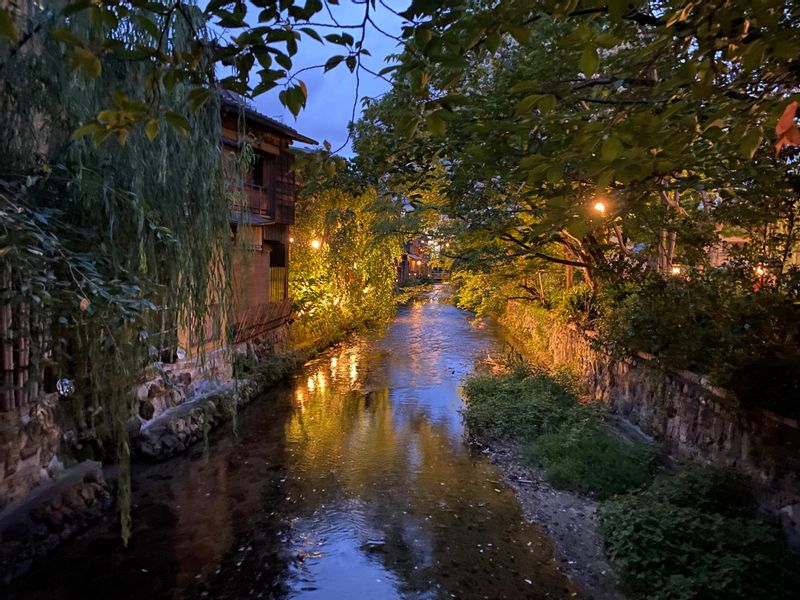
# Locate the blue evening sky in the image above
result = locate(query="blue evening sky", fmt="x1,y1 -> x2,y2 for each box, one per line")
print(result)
251,1 -> 407,156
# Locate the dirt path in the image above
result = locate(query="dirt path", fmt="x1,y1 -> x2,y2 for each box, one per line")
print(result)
472,437 -> 627,600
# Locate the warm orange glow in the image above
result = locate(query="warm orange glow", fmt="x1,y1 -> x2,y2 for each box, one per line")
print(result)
671,265 -> 681,275
593,201 -> 607,215
289,236 -> 295,243
755,266 -> 766,276
310,239 -> 321,250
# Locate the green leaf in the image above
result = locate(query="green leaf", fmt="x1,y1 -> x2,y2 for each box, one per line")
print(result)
601,136 -> 623,161
427,110 -> 446,136
165,111 -> 191,137
324,55 -> 344,72
70,120 -> 102,140
607,0 -> 628,21
507,26 -> 531,46
515,94 -> 540,115
397,114 -> 420,139
580,46 -> 599,77
68,47 -> 102,78
538,94 -> 556,113
187,87 -> 211,111
485,32 -> 501,53
144,118 -> 159,141
300,27 -> 322,43
134,14 -> 160,40
275,52 -> 292,70
546,162 -> 564,184
0,8 -> 18,45
738,129 -> 762,159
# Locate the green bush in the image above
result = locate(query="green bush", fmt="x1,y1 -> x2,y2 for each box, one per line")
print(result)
599,466 -> 800,600
463,371 -> 653,497
462,371 -> 577,439
525,415 -> 654,498
552,282 -> 595,322
597,271 -> 800,414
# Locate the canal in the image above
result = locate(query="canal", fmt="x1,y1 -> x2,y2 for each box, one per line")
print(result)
8,288 -> 579,599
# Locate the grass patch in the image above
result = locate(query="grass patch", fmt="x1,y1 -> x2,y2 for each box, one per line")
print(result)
462,369 -> 654,498
462,370 -> 577,439
599,466 -> 800,600
525,416 -> 654,498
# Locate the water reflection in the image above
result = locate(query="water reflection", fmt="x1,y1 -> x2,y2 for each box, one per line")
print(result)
7,290 -> 578,600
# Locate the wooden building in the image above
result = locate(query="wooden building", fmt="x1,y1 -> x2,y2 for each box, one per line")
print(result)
219,92 -> 316,345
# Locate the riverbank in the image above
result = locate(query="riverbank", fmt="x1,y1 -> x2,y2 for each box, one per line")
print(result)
472,436 -> 624,600
462,367 -> 800,600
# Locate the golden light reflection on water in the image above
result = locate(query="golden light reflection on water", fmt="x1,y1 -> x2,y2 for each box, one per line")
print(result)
279,316 -> 579,599
6,292 -> 580,600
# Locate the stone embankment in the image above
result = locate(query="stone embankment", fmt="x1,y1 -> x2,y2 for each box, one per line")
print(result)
0,461 -> 112,584
502,301 -> 800,542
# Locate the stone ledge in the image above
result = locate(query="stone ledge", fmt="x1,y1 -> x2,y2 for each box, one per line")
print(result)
0,461 -> 112,584
134,379 -> 256,461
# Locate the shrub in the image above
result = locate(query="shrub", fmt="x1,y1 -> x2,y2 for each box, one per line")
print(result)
525,415 -> 655,499
463,370 -> 653,497
462,371 -> 576,439
599,466 -> 800,600
596,271 -> 800,414
552,282 -> 595,322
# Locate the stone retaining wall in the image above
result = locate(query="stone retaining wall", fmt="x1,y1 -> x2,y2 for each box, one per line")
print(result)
502,301 -> 800,541
0,461 -> 112,583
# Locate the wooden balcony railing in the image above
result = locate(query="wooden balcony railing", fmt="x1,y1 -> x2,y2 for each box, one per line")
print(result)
242,183 -> 271,216
233,298 -> 292,343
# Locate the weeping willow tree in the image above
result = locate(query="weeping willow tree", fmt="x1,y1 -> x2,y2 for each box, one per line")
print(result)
0,3 -> 234,542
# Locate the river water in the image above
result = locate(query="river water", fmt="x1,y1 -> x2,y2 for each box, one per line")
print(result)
9,288 -> 578,599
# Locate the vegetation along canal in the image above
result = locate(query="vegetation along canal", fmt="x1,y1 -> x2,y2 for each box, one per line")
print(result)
7,288 -> 578,600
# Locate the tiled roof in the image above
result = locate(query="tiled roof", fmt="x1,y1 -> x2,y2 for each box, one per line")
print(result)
219,89 -> 318,145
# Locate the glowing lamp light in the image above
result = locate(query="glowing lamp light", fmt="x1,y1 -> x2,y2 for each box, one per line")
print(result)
755,266 -> 766,277
289,236 -> 295,243
671,265 -> 681,275
310,239 -> 321,250
593,201 -> 607,215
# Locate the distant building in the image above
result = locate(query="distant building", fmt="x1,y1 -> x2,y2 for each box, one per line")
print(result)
397,239 -> 430,282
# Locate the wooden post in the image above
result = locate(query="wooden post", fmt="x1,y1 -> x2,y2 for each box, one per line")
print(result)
565,264 -> 573,290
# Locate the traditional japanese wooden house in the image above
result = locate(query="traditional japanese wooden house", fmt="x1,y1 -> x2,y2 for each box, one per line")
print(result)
219,91 -> 316,346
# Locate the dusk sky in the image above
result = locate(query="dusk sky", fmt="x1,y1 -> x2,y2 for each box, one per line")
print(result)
251,2 -> 407,156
